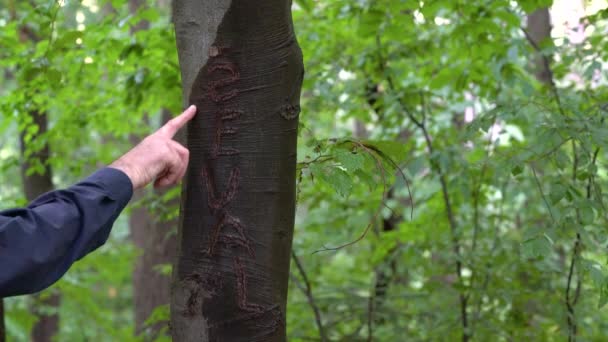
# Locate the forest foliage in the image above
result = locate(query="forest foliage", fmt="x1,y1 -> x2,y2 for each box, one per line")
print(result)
2,0 -> 608,341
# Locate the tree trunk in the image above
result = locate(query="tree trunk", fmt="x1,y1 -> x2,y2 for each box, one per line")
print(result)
171,1 -> 303,340
526,8 -> 552,84
19,110 -> 60,342
131,191 -> 177,337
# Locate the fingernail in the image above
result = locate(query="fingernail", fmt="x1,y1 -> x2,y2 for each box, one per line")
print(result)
188,104 -> 196,111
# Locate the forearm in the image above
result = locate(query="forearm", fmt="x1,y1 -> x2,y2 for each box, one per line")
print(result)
0,168 -> 132,297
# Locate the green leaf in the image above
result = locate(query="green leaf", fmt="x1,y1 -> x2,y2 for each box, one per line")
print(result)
599,287 -> 608,309
294,0 -> 313,12
364,140 -> 407,164
354,169 -> 376,190
335,150 -> 365,171
143,304 -> 170,328
325,167 -> 352,197
521,235 -> 553,260
549,183 -> 567,204
311,164 -> 353,197
582,260 -> 608,309
511,164 -> 524,176
358,9 -> 384,36
46,68 -> 62,84
577,199 -> 595,226
553,150 -> 570,170
139,8 -> 160,22
584,60 -> 601,80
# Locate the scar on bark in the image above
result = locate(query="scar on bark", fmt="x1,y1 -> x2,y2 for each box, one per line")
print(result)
208,44 -> 232,57
207,61 -> 240,103
212,109 -> 243,158
207,212 -> 255,257
182,273 -> 223,317
279,103 -> 301,120
202,167 -> 240,211
233,257 -> 283,330
279,70 -> 304,120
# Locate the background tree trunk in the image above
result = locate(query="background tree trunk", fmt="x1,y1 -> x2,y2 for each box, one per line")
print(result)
527,8 -> 552,83
131,110 -> 178,338
171,0 -> 303,340
127,1 -> 177,338
19,110 -> 60,342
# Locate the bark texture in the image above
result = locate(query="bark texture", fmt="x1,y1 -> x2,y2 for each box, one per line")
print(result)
19,111 -> 60,342
171,1 -> 303,340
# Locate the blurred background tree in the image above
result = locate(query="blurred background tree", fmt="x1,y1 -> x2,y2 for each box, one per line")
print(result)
2,0 -> 608,341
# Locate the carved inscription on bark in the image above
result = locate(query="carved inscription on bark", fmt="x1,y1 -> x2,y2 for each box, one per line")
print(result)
196,46 -> 282,333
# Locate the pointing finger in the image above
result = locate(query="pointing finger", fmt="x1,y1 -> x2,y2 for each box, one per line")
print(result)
158,105 -> 197,138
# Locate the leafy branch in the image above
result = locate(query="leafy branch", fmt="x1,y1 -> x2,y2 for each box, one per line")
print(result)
312,138 -> 411,253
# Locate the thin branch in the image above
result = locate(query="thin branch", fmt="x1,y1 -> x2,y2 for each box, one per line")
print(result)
352,140 -> 414,220
530,166 -> 556,223
375,34 -> 469,342
367,287 -> 374,342
472,180 -> 509,329
314,141 -> 388,253
471,116 -> 497,252
565,147 -> 599,342
565,233 -> 581,342
291,251 -> 328,342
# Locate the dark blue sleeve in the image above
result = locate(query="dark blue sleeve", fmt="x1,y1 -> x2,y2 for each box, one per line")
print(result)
0,167 -> 133,297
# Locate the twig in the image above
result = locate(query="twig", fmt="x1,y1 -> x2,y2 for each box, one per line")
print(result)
314,141 -> 388,253
375,33 -> 469,342
367,287 -> 374,342
471,115 -> 497,252
291,251 -> 328,342
530,166 -> 556,223
472,181 -> 509,329
565,234 -> 581,342
565,147 -> 599,342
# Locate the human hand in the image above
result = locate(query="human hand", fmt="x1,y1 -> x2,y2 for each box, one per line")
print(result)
109,105 -> 197,190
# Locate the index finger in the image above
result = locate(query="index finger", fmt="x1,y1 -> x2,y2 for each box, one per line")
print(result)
158,105 -> 197,137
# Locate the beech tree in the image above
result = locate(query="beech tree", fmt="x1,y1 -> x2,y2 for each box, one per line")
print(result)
170,1 -> 303,340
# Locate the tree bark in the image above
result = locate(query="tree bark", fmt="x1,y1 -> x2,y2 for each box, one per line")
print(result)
19,110 -> 60,342
171,1 -> 303,340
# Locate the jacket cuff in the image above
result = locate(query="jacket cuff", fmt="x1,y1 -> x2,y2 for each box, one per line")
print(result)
82,167 -> 134,208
